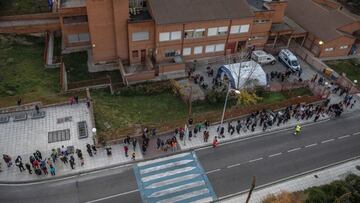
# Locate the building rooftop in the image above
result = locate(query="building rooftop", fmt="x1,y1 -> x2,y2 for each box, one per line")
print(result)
129,9 -> 152,22
286,0 -> 355,41
148,0 -> 254,25
246,0 -> 268,11
61,0 -> 86,8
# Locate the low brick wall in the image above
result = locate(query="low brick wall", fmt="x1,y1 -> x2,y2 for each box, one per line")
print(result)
159,63 -> 185,74
125,70 -> 156,83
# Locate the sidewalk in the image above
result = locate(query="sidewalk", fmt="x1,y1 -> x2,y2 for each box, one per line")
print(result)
0,142 -> 143,182
219,157 -> 360,203
0,92 -> 358,183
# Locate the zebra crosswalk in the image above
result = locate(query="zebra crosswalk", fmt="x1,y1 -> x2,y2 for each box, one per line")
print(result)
134,152 -> 216,203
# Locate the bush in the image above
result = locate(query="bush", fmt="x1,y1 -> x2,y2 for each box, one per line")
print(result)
116,81 -> 172,96
306,187 -> 327,203
206,89 -> 226,104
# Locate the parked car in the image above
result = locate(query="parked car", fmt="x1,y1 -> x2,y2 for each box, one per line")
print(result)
278,49 -> 300,71
251,50 -> 276,65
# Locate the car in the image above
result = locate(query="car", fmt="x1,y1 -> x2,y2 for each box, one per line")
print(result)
251,50 -> 276,65
278,49 -> 300,71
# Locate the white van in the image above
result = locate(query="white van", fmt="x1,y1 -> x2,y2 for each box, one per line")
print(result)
278,49 -> 300,71
251,50 -> 276,65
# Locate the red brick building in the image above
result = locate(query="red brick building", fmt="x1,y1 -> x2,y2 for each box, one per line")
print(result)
1,0 -> 360,83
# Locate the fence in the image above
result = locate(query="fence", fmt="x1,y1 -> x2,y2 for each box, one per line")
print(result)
289,43 -> 360,94
67,77 -> 111,91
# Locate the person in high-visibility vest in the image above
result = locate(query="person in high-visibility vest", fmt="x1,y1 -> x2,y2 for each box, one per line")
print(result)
294,124 -> 302,135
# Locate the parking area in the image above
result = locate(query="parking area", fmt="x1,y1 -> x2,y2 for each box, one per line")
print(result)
186,50 -> 319,97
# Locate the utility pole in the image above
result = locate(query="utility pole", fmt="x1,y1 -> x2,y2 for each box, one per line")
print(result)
245,176 -> 256,203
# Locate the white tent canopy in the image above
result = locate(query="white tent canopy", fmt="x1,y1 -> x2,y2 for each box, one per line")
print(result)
217,60 -> 267,89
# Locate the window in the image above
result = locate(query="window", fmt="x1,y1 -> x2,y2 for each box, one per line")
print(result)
254,19 -> 270,24
63,15 -> 87,24
171,31 -> 181,40
207,28 -> 217,36
159,32 -> 170,41
183,48 -> 191,56
205,44 -> 225,53
132,31 -> 149,41
132,50 -> 139,58
184,28 -> 205,39
205,45 -> 215,53
230,24 -> 250,34
340,45 -> 349,49
325,47 -> 334,52
164,50 -> 180,57
194,46 -> 203,55
207,27 -> 228,36
67,33 -> 90,43
159,31 -> 181,41
215,44 -> 225,52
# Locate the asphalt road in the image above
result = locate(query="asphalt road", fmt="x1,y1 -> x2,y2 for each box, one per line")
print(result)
1,112 -> 360,203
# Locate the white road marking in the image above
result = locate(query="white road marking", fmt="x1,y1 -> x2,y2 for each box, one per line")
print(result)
249,157 -> 263,163
149,181 -> 205,198
287,147 -> 301,152
268,152 -> 282,158
137,153 -> 190,167
145,174 -> 200,189
141,167 -> 195,182
338,135 -> 351,139
353,131 -> 360,135
157,189 -> 211,203
206,169 -> 221,174
84,189 -> 139,203
140,159 -> 193,174
305,143 -> 317,148
321,139 -> 335,143
227,163 -> 241,168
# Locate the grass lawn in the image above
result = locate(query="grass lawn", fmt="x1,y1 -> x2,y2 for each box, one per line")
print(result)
0,34 -> 82,107
0,0 -> 49,16
92,87 -> 313,140
63,51 -> 122,83
325,59 -> 360,82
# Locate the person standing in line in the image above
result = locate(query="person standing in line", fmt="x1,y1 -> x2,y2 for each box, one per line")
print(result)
91,145 -> 97,155
156,138 -> 161,149
80,157 -> 84,167
132,138 -> 137,151
124,145 -> 129,157
15,158 -> 26,172
69,156 -> 75,169
3,154 -> 12,167
25,163 -> 32,174
50,165 -> 56,176
212,136 -> 219,148
131,153 -> 136,161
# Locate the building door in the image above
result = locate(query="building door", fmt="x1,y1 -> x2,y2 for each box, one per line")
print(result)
237,41 -> 246,52
226,42 -> 236,54
141,49 -> 146,64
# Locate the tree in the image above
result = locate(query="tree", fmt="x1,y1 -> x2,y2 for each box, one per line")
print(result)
236,90 -> 262,106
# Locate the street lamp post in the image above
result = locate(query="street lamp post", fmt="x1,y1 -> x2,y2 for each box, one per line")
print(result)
220,83 -> 241,130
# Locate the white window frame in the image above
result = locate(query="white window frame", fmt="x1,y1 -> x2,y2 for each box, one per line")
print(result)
159,32 -> 170,41
230,24 -> 250,34
207,27 -> 217,36
239,24 -> 250,33
340,45 -> 349,49
215,44 -> 225,52
132,31 -> 149,42
205,45 -> 215,53
325,47 -> 334,52
170,31 -> 181,40
218,26 -> 228,35
194,46 -> 203,55
230,25 -> 240,34
183,47 -> 191,56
